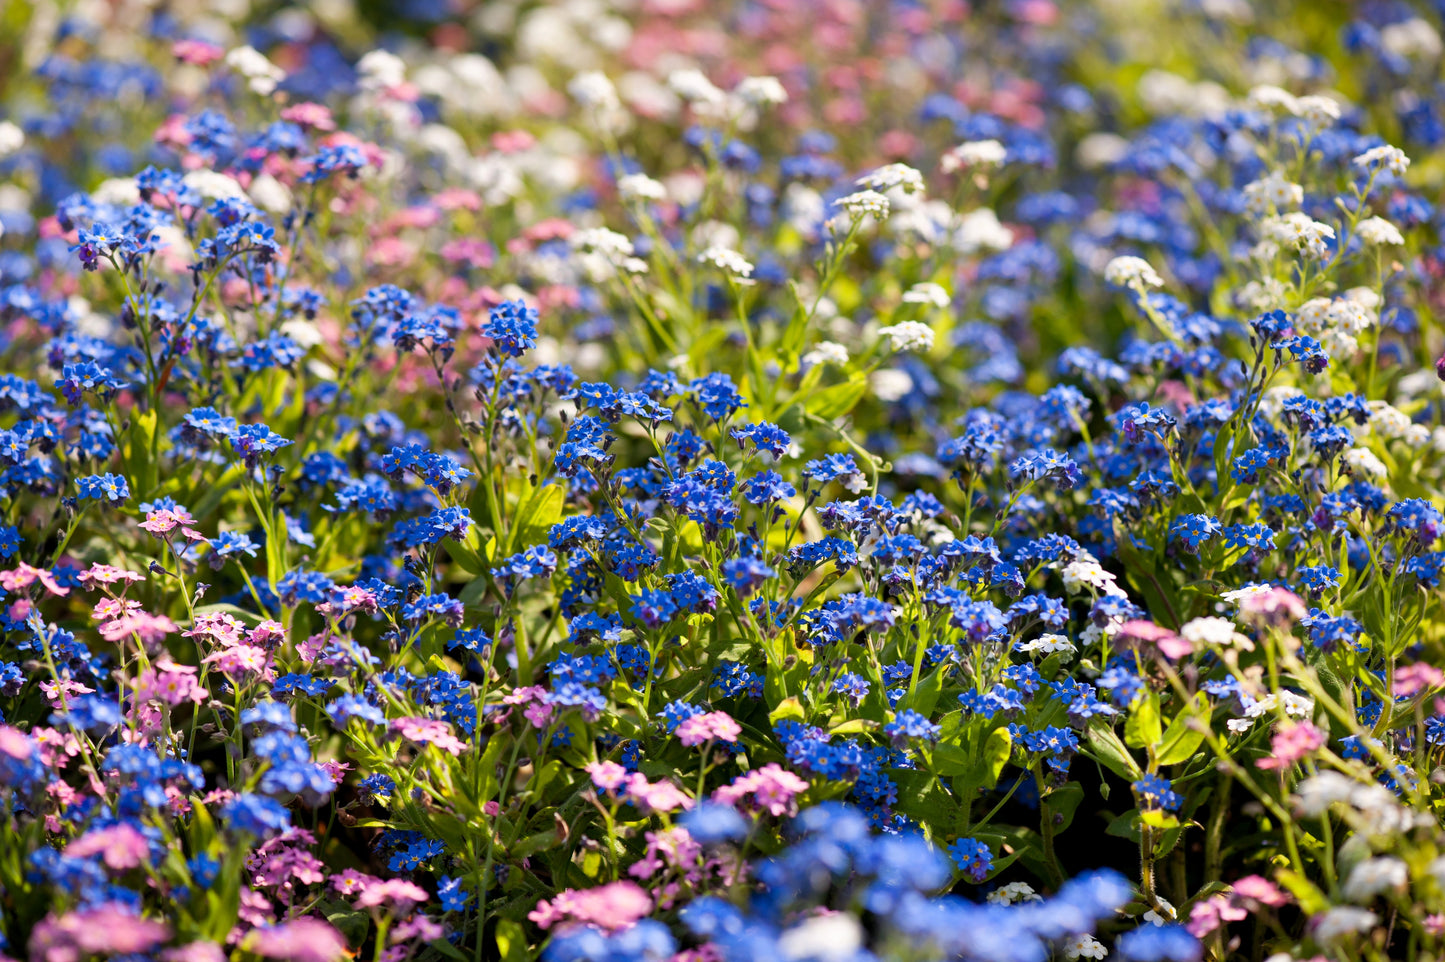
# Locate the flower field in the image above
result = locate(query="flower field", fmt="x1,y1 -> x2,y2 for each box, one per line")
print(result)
1,1 -> 1445,960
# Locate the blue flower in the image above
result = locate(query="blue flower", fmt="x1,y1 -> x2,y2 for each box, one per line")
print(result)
948,837 -> 994,881
1132,774 -> 1183,812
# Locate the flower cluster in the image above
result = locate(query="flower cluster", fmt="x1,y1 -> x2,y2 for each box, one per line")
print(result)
0,2 -> 1441,962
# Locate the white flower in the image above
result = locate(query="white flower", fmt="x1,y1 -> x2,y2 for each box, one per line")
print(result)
1342,447 -> 1387,481
1143,897 -> 1177,925
0,121 -> 24,159
182,170 -> 247,201
1063,935 -> 1107,961
801,342 -> 849,367
1226,717 -> 1254,734
735,76 -> 787,107
571,228 -> 635,259
1353,144 -> 1410,177
1382,19 -> 1443,59
1296,94 -> 1342,126
697,246 -> 754,278
954,208 -> 1014,254
1295,772 -> 1357,815
1342,857 -> 1408,903
986,882 -> 1043,905
1356,216 -> 1404,246
1262,212 -> 1335,258
617,173 -> 667,202
1368,401 -> 1412,439
1220,583 -> 1272,606
571,229 -> 637,279
1017,634 -> 1075,655
833,190 -> 890,219
357,49 -> 407,93
901,282 -> 951,308
1180,617 -> 1251,649
777,913 -> 861,962
1062,560 -> 1119,594
856,163 -> 925,194
941,139 -> 1007,173
877,321 -> 935,353
1103,255 -> 1164,289
668,69 -> 726,108
568,72 -> 620,112
1313,907 -> 1380,943
1247,84 -> 1300,115
1243,171 -> 1303,215
870,368 -> 914,403
225,46 -> 285,96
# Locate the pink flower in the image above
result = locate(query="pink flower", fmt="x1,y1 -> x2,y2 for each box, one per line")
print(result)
390,717 -> 467,755
247,919 -> 347,962
202,645 -> 271,679
1394,663 -> 1444,698
623,773 -> 694,814
183,612 -> 246,647
138,508 -> 195,536
162,942 -> 227,962
1116,620 -> 1193,660
523,702 -> 555,729
29,906 -> 171,962
0,563 -> 68,596
675,711 -> 742,747
249,621 -> 288,649
280,103 -> 336,131
65,824 -> 152,870
331,869 -> 381,898
1256,721 -> 1326,771
77,564 -> 145,587
1187,893 -> 1247,937
713,764 -> 810,817
390,916 -> 443,944
132,666 -> 205,707
171,40 -> 225,65
39,680 -> 94,705
99,611 -> 179,646
528,881 -> 652,932
355,879 -> 429,911
1231,875 -> 1288,908
586,761 -> 629,794
1239,588 -> 1308,626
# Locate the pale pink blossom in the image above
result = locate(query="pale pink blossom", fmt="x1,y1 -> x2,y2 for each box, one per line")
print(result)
247,918 -> 347,962
713,764 -> 810,817
676,711 -> 742,747
528,880 -> 652,932
390,717 -> 467,755
586,761 -> 629,794
1394,663 -> 1444,697
0,563 -> 68,596
1257,721 -> 1326,771
623,773 -> 694,814
65,823 -> 152,870
356,878 -> 429,911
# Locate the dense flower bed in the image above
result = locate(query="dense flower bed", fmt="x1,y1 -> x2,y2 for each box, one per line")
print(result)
0,1 -> 1443,960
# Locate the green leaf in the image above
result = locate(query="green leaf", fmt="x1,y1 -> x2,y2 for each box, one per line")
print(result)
768,696 -> 806,725
804,373 -> 869,422
931,743 -> 974,777
1157,701 -> 1208,766
124,410 -> 159,500
508,482 -> 564,555
1124,692 -> 1162,749
1140,809 -> 1180,830
495,919 -> 529,962
1086,722 -> 1143,779
973,727 -> 1012,791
